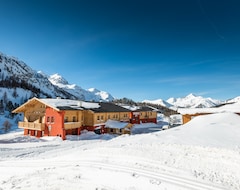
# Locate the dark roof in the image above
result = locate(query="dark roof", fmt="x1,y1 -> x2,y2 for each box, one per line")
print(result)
88,102 -> 131,113
56,106 -> 82,111
135,106 -> 155,112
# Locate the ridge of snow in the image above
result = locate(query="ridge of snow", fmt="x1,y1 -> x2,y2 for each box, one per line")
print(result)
227,96 -> 240,103
142,99 -> 173,108
0,51 -> 114,103
166,93 -> 222,108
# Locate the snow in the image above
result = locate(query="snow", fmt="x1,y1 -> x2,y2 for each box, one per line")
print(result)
105,119 -> 128,129
40,98 -> 100,109
120,104 -> 141,111
178,102 -> 240,115
166,93 -> 222,108
1,112 -> 240,190
48,73 -> 114,102
143,98 -> 173,108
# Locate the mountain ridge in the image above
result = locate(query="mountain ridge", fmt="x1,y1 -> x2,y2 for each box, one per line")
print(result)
143,93 -> 240,109
0,52 -> 114,106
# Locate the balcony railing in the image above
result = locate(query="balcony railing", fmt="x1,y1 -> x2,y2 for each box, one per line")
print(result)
64,122 -> 82,130
18,122 -> 45,131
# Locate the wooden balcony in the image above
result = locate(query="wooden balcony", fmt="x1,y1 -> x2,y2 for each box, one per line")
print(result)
64,122 -> 82,130
18,122 -> 45,131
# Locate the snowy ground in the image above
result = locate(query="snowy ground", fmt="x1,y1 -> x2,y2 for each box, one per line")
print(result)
1,112 -> 240,190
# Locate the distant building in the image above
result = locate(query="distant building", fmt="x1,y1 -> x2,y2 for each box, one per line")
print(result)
12,97 -> 157,140
178,102 -> 240,124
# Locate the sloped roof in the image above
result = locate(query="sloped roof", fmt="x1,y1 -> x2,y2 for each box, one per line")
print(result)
135,106 -> 156,112
105,120 -> 129,129
12,97 -> 100,113
88,102 -> 131,113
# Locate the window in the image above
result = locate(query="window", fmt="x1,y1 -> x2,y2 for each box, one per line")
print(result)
65,117 -> 68,122
73,116 -> 76,122
101,115 -> 103,120
47,117 -> 50,123
108,115 -> 110,119
97,116 -> 100,120
51,116 -> 54,123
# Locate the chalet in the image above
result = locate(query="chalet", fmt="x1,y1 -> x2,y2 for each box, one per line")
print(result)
105,120 -> 132,135
13,97 -> 158,140
82,102 -> 133,133
178,102 -> 240,124
12,97 -> 98,140
124,105 -> 158,124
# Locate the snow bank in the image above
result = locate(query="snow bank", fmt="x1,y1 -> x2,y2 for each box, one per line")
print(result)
154,112 -> 240,149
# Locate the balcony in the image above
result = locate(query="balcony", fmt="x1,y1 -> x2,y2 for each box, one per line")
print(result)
18,122 -> 45,131
64,122 -> 82,130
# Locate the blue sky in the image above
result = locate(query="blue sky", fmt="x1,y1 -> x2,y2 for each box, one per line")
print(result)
0,0 -> 240,101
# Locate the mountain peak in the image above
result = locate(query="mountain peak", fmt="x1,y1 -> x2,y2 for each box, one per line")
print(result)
49,73 -> 69,85
142,98 -> 172,108
166,94 -> 221,108
186,93 -> 197,98
0,51 -> 114,103
88,88 -> 100,93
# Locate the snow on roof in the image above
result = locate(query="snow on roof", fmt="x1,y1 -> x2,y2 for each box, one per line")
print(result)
120,105 -> 141,111
120,104 -> 158,112
105,120 -> 129,129
40,98 -> 100,110
178,102 -> 240,115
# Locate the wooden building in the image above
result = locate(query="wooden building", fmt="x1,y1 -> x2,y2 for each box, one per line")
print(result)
129,106 -> 158,124
105,120 -> 132,135
82,102 -> 132,133
13,97 -> 158,140
178,102 -> 240,124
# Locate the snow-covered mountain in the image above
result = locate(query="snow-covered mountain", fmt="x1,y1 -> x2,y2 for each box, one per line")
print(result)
48,74 -> 114,102
145,94 -> 225,109
142,98 -> 172,108
167,93 -> 222,108
0,51 -> 114,108
227,96 -> 240,104
88,88 -> 114,102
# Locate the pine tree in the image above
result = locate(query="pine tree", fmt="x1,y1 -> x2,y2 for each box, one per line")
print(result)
12,88 -> 18,98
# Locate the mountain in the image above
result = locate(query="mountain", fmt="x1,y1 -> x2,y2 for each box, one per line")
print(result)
145,93 -> 225,109
142,98 -> 172,108
0,52 -> 114,112
87,88 -> 114,102
226,96 -> 240,104
48,74 -> 114,102
166,93 -> 222,108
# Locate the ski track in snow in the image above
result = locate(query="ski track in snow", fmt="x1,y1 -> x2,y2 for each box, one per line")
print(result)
1,112 -> 240,190
0,158 -> 227,190
0,141 -> 237,190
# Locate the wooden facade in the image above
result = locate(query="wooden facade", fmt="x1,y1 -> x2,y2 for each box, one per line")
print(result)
13,98 -> 158,140
179,103 -> 240,124
130,107 -> 157,124
182,113 -> 210,124
13,98 -> 83,140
